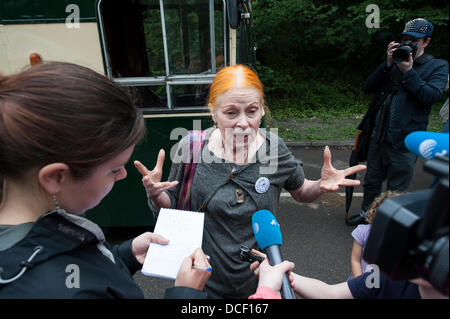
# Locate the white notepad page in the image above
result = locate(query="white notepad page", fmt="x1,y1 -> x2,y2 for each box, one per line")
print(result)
141,208 -> 205,280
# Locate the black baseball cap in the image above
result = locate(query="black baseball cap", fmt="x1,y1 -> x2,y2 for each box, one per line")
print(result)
400,18 -> 433,38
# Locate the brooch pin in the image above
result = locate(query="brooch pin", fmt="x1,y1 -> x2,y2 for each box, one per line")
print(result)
255,177 -> 270,194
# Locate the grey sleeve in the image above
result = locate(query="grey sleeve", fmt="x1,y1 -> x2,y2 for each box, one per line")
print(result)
284,158 -> 305,191
277,136 -> 305,191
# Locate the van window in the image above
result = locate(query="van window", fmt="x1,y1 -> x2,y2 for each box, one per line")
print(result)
98,0 -> 226,111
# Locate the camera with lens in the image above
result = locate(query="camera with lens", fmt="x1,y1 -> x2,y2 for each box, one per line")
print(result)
392,40 -> 419,63
364,155 -> 449,295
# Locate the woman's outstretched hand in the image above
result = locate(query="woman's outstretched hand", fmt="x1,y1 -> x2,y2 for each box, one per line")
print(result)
319,146 -> 366,192
134,149 -> 178,201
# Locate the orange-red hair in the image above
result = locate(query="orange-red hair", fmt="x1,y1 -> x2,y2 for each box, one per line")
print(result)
207,64 -> 266,112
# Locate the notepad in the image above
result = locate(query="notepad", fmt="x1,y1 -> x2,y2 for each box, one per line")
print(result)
141,208 -> 205,280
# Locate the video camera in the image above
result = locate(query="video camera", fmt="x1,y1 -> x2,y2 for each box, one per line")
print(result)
392,40 -> 418,63
364,155 -> 449,295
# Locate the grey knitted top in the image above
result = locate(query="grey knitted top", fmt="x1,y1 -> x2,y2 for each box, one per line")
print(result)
148,128 -> 305,298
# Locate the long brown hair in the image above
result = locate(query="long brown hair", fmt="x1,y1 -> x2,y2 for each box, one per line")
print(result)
0,62 -> 145,200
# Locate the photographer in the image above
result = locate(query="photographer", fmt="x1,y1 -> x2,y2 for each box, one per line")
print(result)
347,18 -> 449,226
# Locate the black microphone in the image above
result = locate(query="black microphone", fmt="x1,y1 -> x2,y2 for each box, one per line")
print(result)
252,209 -> 295,299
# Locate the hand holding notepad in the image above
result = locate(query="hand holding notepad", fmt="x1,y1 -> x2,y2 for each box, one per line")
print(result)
142,208 -> 205,279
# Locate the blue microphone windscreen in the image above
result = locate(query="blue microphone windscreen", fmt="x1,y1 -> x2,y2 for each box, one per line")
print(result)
404,131 -> 449,159
252,210 -> 282,250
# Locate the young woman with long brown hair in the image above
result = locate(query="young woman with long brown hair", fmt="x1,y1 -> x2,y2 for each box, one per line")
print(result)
0,62 -> 210,298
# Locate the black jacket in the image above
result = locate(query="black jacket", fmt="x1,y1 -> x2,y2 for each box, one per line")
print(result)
360,54 -> 448,151
0,211 -> 206,299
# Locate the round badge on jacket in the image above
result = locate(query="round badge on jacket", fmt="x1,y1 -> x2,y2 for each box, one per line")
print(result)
255,177 -> 270,194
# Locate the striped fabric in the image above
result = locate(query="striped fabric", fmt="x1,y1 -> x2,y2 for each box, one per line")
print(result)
176,130 -> 206,211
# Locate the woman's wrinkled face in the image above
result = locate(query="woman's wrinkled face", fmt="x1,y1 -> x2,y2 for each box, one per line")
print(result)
212,87 -> 264,148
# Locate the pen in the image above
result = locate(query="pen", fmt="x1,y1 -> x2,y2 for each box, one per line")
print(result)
193,265 -> 212,272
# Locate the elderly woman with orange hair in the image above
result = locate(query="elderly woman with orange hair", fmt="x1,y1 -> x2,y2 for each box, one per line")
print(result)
135,65 -> 366,298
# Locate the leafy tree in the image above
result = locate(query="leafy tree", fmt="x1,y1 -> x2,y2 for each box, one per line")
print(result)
252,0 -> 448,111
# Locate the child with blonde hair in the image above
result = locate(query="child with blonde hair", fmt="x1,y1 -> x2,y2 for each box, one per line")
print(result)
350,191 -> 403,278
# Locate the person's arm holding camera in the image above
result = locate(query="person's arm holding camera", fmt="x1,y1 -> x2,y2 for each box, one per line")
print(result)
363,41 -> 397,93
392,49 -> 414,74
400,57 -> 448,106
390,36 -> 448,105
386,40 -> 398,68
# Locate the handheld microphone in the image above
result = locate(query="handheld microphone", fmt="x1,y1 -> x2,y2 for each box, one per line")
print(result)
252,209 -> 295,299
404,131 -> 449,159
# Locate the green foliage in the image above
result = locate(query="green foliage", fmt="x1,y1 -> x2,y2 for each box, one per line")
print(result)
253,0 -> 448,67
256,61 -> 371,118
252,0 -> 449,116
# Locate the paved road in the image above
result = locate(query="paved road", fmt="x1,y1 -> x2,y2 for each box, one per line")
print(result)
109,145 -> 434,299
